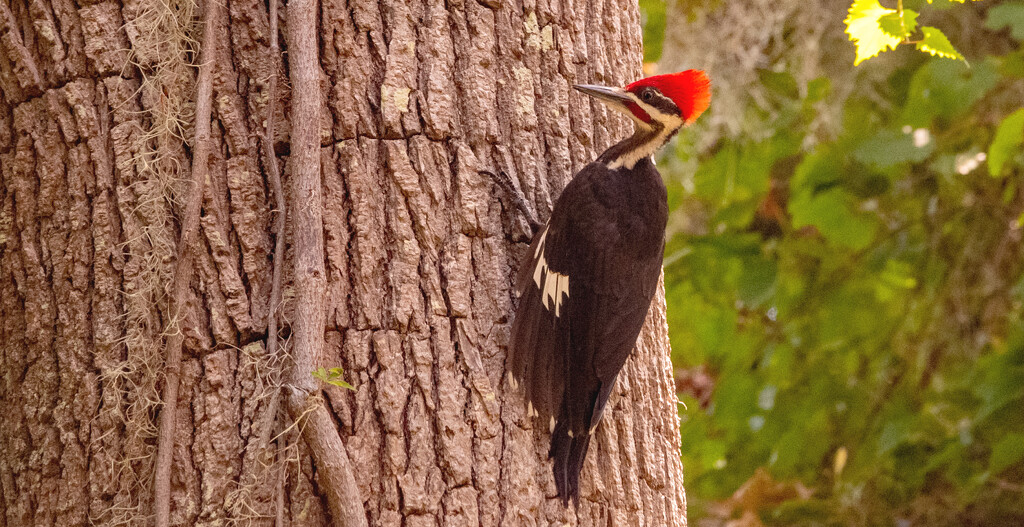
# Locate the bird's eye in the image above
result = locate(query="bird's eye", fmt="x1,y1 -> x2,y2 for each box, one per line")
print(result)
642,90 -> 654,102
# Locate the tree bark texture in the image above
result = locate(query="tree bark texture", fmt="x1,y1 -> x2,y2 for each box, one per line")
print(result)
0,0 -> 688,524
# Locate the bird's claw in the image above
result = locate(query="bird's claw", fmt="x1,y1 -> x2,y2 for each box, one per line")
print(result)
480,169 -> 542,233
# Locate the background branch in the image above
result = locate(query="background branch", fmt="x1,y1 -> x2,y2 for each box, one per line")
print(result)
152,0 -> 217,524
284,0 -> 367,524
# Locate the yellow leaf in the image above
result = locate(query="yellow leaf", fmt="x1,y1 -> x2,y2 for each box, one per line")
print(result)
845,0 -> 902,65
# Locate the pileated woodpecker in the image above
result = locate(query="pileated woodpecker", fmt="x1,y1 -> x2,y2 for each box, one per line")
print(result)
496,70 -> 711,505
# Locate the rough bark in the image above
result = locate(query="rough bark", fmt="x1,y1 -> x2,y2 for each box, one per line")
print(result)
0,0 -> 688,525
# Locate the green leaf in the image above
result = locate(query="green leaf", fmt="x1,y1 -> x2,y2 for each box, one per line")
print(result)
988,108 -> 1024,177
901,59 -> 999,126
878,412 -> 914,455
792,148 -> 843,190
990,432 -> 1024,474
879,9 -> 919,40
789,189 -> 877,250
772,499 -> 832,524
973,358 -> 1024,423
985,2 -> 1024,41
312,366 -> 356,390
738,258 -> 777,307
806,77 -> 832,103
1000,49 -> 1024,78
758,69 -> 800,99
853,128 -> 934,169
875,259 -> 918,302
845,0 -> 902,65
916,26 -> 965,62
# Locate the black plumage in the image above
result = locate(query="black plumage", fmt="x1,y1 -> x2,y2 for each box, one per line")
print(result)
507,157 -> 668,504
498,69 -> 710,506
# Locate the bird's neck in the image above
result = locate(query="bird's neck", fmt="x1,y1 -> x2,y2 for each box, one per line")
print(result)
598,120 -> 680,170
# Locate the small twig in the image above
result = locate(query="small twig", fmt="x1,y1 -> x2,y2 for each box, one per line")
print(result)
480,169 -> 542,233
274,405 -> 287,527
896,0 -> 906,36
264,4 -> 287,525
258,0 -> 286,455
285,0 -> 368,523
152,0 -> 217,525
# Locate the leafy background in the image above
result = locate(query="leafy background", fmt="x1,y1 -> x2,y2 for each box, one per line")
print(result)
641,0 -> 1024,524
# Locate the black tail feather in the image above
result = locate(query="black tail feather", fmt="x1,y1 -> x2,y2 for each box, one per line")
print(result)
549,419 -> 592,506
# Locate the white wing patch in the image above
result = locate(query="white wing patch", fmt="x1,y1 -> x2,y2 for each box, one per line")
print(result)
531,227 -> 570,317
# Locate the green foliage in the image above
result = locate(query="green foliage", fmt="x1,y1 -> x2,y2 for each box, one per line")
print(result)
988,109 -> 1024,177
901,58 -> 998,127
845,0 -> 967,64
985,2 -> 1024,40
991,433 -> 1024,474
312,366 -> 355,390
639,0 -> 668,63
790,188 -> 878,249
880,9 -> 919,39
652,1 -> 1024,523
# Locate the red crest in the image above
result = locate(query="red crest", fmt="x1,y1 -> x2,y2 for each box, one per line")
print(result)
626,70 -> 711,125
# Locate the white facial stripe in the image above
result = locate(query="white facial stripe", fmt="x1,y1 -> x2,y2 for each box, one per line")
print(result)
531,226 -> 570,317
607,92 -> 684,170
608,115 -> 682,170
626,91 -> 680,125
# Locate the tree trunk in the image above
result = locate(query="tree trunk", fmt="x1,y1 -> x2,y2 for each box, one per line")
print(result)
0,0 -> 688,524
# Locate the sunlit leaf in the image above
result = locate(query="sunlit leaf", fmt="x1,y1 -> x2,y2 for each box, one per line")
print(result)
988,108 -> 1024,177
916,26 -> 965,61
845,0 -> 901,65
875,259 -> 918,302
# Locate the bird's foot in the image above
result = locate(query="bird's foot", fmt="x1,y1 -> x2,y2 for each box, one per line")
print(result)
480,169 -> 542,234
